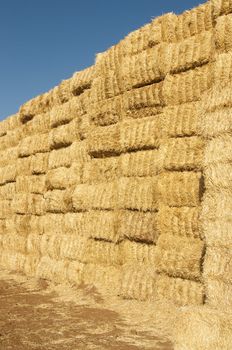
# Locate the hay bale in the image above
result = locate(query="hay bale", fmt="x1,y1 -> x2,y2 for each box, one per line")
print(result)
215,14 -> 232,53
120,240 -> 156,264
70,65 -> 95,96
0,146 -> 18,167
0,183 -> 16,200
204,162 -> 232,189
82,156 -> 119,184
19,133 -> 50,157
155,274 -> 204,306
25,112 -> 50,136
154,234 -> 204,280
30,152 -> 49,175
163,65 -> 213,105
0,200 -> 13,218
88,124 -> 121,157
72,182 -> 116,211
46,164 -> 82,190
92,71 -> 123,102
212,0 -> 232,16
118,177 -> 158,211
120,116 -> 160,152
82,263 -> 120,295
157,206 -> 201,239
16,156 -> 32,176
0,251 -> 26,272
7,215 -> 31,236
199,108 -> 232,138
175,2 -> 213,41
2,127 -> 26,149
203,134 -> 232,166
67,261 -> 84,286
119,264 -> 156,301
60,235 -> 88,261
204,246 -> 232,283
121,82 -> 163,115
40,234 -> 62,260
202,218 -> 232,247
16,175 -> 46,194
24,254 -> 40,276
202,79 -> 232,112
213,52 -> 232,88
48,118 -> 79,150
50,97 -> 80,128
26,233 -> 42,255
201,190 -> 232,221
44,190 -> 71,213
12,194 -> 45,215
117,210 -> 158,243
87,210 -> 119,242
90,96 -> 121,127
120,149 -> 161,178
160,103 -> 199,138
63,212 -> 89,236
205,278 -> 232,307
158,171 -> 203,207
48,140 -> 89,169
2,234 -> 27,254
0,164 -> 16,185
160,137 -> 204,171
174,306 -> 232,350
36,256 -> 69,283
82,239 -> 120,265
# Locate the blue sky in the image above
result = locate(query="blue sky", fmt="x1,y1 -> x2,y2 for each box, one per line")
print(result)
0,0 -> 206,120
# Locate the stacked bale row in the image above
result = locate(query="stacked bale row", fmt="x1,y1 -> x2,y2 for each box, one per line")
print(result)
0,0 -> 230,308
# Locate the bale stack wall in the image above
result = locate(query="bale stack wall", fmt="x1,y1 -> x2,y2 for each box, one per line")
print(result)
0,0 -> 231,309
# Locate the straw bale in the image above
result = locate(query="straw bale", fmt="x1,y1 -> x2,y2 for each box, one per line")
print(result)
25,112 -> 50,135
160,103 -> 199,138
16,175 -> 46,194
120,149 -> 161,178
161,137 -> 204,171
202,79 -> 232,112
82,263 -> 120,295
203,134 -> 232,166
88,124 -> 121,157
4,126 -> 26,148
2,234 -> 27,254
79,113 -> 92,140
48,141 -> 89,169
122,82 -> 163,115
202,218 -> 232,247
0,183 -> 16,200
82,157 -> 119,184
0,164 -> 16,185
87,210 -> 119,242
49,118 -> 79,150
40,234 -> 62,260
155,274 -> 204,306
92,71 -> 122,102
157,206 -> 201,239
95,44 -> 123,74
213,52 -> 232,88
163,65 -> 213,105
90,96 -> 121,126
36,256 -> 69,283
82,239 -> 120,266
118,177 -> 158,211
0,251 -> 26,272
154,234 -> 204,280
46,164 -> 82,190
0,219 -> 6,234
120,240 -> 156,265
119,264 -> 156,301
16,156 -> 31,176
215,14 -> 232,53
24,254 -> 40,276
63,212 -> 89,236
60,235 -> 88,261
19,133 -> 49,157
212,0 -> 232,16
121,116 -> 160,152
50,97 -> 79,128
0,200 -> 12,218
118,210 -> 158,243
0,146 -> 18,167
19,93 -> 50,123
70,65 -> 95,96
30,152 -> 49,175
199,108 -> 232,138
201,191 -> 232,221
7,215 -> 31,236
26,233 -> 42,255
158,171 -> 202,207
174,306 -> 232,350
72,182 -> 116,211
67,261 -> 84,286
12,194 -> 45,215
204,246 -> 232,283
175,2 -> 213,41
204,162 -> 232,189
44,190 -> 71,214
205,278 -> 232,307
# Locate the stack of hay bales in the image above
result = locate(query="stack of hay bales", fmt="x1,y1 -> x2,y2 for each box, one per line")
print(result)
0,0 -> 231,315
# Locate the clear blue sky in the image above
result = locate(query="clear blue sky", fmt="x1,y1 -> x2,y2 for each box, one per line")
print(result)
0,0 -> 206,121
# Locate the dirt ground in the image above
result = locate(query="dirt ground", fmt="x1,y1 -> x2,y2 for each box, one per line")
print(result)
0,270 -> 175,350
